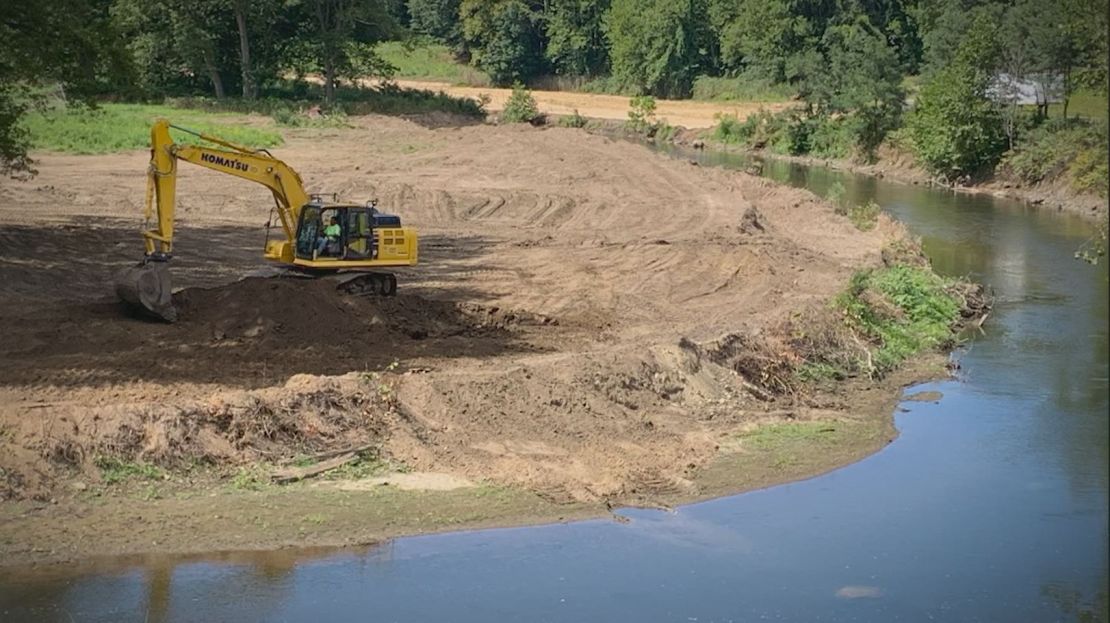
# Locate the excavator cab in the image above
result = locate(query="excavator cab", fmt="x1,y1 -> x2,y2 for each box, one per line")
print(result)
293,202 -> 391,261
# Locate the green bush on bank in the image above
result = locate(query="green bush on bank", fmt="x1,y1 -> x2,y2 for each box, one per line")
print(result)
712,109 -> 857,159
1002,118 -> 1109,198
836,265 -> 962,375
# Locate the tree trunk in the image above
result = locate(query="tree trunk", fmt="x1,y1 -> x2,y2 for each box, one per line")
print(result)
234,1 -> 255,99
1062,68 -> 1071,119
201,48 -> 226,99
324,54 -> 336,106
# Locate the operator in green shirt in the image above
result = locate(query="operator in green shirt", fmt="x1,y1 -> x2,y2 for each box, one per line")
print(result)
315,216 -> 342,258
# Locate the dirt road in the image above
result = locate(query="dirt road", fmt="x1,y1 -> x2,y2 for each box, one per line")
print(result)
386,78 -> 792,128
0,115 -> 914,560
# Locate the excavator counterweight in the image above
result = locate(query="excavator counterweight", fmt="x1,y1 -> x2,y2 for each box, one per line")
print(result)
116,119 -> 418,321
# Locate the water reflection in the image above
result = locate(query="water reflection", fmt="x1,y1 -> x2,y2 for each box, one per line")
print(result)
2,150 -> 1106,623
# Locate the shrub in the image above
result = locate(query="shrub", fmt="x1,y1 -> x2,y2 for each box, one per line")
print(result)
502,82 -> 539,123
1003,118 -> 1109,197
626,95 -> 657,133
713,112 -> 758,144
808,115 -> 855,159
557,109 -> 587,128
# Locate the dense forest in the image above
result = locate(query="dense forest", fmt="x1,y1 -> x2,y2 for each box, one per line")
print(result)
2,0 -> 1108,194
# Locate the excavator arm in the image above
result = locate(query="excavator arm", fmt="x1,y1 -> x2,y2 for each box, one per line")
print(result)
117,119 -> 312,321
142,119 -> 309,261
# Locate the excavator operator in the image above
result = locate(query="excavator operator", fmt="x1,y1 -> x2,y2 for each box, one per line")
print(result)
315,216 -> 341,259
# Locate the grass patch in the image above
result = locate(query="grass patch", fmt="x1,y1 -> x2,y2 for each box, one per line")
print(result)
22,103 -> 283,154
741,421 -> 844,450
375,40 -> 490,86
229,466 -> 271,491
692,74 -> 795,103
1042,89 -> 1109,121
95,456 -> 164,485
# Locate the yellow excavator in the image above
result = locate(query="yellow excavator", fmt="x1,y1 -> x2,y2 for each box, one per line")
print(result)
115,119 -> 418,321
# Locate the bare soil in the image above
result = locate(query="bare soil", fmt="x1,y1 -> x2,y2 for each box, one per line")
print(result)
1,114 -> 923,564
386,78 -> 792,129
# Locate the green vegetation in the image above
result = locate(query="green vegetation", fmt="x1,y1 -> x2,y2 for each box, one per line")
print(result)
1003,119 -> 1109,197
502,83 -> 541,123
22,103 -> 284,154
836,265 -> 963,375
836,200 -> 882,232
229,465 -> 271,491
4,0 -> 1107,208
606,0 -> 713,99
461,0 -> 546,86
95,456 -> 165,485
740,421 -> 844,451
557,109 -> 588,128
324,452 -> 396,480
691,74 -> 794,103
375,40 -> 490,85
625,96 -> 674,141
713,109 -> 857,159
904,14 -> 1006,179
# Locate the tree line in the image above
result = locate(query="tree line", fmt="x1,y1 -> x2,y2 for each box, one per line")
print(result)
2,0 -> 1107,179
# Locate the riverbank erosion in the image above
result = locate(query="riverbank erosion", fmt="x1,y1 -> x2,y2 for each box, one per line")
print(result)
0,115 -> 986,565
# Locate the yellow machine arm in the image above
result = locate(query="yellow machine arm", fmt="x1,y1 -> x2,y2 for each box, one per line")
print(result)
143,118 -> 307,263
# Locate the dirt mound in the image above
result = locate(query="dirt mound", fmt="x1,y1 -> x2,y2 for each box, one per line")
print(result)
173,277 -> 487,343
3,374 -> 399,499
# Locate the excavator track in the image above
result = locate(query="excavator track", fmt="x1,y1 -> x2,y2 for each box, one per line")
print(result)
334,272 -> 398,297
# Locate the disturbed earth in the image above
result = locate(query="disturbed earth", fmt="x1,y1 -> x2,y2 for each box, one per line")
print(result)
0,115 -> 918,560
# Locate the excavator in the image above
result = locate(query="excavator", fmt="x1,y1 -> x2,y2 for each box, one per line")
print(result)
115,119 -> 418,321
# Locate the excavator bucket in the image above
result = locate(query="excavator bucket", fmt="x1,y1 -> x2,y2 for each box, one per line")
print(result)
114,261 -> 177,322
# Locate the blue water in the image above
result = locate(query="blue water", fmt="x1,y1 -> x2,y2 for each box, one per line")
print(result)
2,155 -> 1106,623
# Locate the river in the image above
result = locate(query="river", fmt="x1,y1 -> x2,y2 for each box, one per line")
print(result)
2,152 -> 1106,622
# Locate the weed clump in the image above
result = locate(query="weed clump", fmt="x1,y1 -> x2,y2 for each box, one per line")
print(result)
557,109 -> 588,128
94,456 -> 164,485
835,199 -> 881,231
